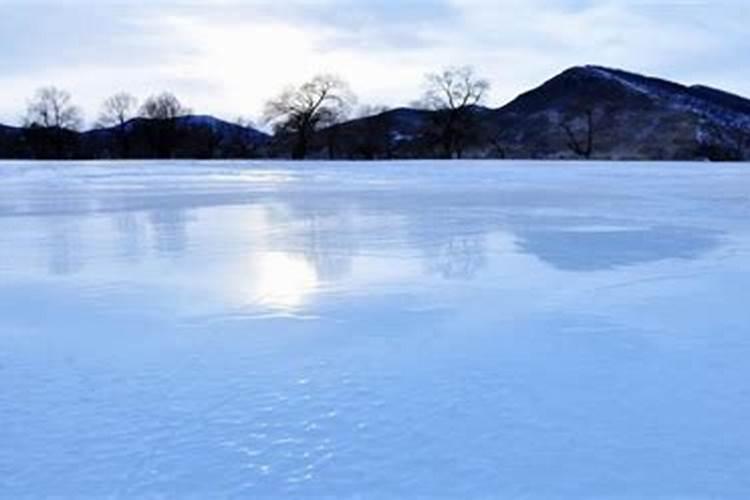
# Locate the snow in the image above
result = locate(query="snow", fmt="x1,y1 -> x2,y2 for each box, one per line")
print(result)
1,160 -> 750,497
587,66 -> 750,130
588,65 -> 661,100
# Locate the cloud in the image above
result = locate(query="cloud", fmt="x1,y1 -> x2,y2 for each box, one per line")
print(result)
0,0 -> 749,126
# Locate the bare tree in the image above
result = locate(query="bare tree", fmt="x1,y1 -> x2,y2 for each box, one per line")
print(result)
138,92 -> 190,158
139,92 -> 190,120
23,86 -> 83,158
421,66 -> 490,158
561,109 -> 594,159
97,92 -> 138,158
264,74 -> 356,159
25,86 -> 83,130
98,92 -> 138,128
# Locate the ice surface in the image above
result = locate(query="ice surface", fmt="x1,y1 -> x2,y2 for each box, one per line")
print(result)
1,160 -> 749,497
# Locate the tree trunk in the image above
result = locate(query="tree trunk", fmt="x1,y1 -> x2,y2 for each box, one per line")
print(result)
292,132 -> 307,160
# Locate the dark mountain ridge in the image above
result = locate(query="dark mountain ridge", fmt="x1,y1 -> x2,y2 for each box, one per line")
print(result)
0,115 -> 270,160
302,65 -> 750,161
483,65 -> 750,160
82,115 -> 271,159
2,66 -> 750,161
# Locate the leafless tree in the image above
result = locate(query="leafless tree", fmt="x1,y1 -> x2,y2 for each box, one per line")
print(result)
139,92 -> 190,120
137,92 -> 190,158
421,66 -> 490,158
97,92 -> 138,158
98,92 -> 138,128
561,109 -> 594,159
24,86 -> 83,130
264,74 -> 356,159
23,86 -> 83,158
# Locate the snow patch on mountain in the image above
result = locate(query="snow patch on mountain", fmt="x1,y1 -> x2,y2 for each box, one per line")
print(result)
585,66 -> 750,130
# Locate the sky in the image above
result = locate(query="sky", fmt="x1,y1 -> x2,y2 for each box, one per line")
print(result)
1,0 -> 748,128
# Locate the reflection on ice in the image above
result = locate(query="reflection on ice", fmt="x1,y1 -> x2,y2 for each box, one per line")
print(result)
1,161 -> 750,497
516,225 -> 723,271
149,208 -> 190,257
0,162 -> 743,321
111,212 -> 146,262
241,252 -> 319,312
0,162 -> 739,315
45,218 -> 85,276
425,235 -> 488,280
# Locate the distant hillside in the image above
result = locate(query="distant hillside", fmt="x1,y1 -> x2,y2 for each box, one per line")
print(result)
306,66 -> 750,161
0,115 -> 270,160
278,108 -> 435,160
0,124 -> 25,157
81,115 -> 270,159
485,66 -> 750,160
2,66 -> 750,161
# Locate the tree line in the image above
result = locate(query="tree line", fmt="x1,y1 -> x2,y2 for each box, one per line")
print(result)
5,66 -> 503,160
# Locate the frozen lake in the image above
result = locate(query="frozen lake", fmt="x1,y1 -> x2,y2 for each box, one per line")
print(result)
1,160 -> 750,497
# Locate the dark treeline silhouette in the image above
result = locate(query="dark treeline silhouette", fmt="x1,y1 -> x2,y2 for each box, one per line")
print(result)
2,65 -> 750,161
2,88 -> 269,160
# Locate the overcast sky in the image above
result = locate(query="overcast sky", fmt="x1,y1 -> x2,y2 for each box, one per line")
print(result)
1,0 -> 748,127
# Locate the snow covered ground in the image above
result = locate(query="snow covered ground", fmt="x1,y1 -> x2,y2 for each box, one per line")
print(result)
1,160 -> 749,497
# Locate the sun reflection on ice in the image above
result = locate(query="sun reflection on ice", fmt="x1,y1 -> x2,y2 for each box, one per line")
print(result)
243,252 -> 319,313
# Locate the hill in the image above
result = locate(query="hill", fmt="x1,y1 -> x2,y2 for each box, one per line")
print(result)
486,65 -> 750,160
308,66 -> 750,161
2,66 -> 750,161
0,116 -> 270,160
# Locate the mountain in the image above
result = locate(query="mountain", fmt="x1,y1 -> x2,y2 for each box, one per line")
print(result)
300,105 -> 506,160
294,107 -> 435,160
308,65 -> 750,161
2,66 -> 750,161
0,124 -> 25,157
0,115 -> 270,160
484,65 -> 750,160
80,115 -> 270,159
